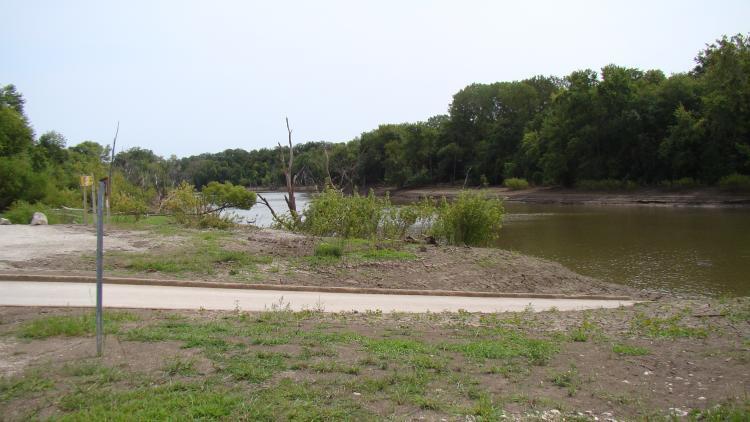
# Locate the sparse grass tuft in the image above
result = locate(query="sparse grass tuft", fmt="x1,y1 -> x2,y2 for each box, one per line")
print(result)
18,311 -> 138,339
443,331 -> 558,365
163,357 -> 197,376
550,365 -> 580,396
631,312 -> 708,339
612,343 -> 650,356
0,371 -> 53,402
314,242 -> 343,258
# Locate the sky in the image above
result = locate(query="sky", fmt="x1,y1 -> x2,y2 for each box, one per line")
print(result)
2,1 -> 749,157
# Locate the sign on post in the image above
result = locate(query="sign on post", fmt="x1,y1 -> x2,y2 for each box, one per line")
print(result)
81,175 -> 93,225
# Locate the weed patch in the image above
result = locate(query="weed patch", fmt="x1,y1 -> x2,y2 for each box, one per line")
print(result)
631,313 -> 708,339
443,332 -> 558,365
0,372 -> 53,402
612,343 -> 650,356
18,311 -> 138,339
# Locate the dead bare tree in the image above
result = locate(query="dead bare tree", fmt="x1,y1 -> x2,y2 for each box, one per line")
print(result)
323,146 -> 335,189
463,166 -> 472,189
257,117 -> 303,228
106,121 -> 120,222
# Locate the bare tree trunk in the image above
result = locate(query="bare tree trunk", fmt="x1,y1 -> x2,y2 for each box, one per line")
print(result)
278,117 -> 299,221
107,121 -> 119,223
463,166 -> 472,189
257,117 -> 302,229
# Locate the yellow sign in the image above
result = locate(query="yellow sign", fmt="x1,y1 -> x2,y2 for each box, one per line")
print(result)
80,175 -> 93,187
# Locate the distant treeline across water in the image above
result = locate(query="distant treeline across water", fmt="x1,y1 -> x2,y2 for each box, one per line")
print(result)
1,34 -> 749,211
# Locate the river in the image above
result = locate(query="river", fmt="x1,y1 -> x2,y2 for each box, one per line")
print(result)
232,192 -> 750,296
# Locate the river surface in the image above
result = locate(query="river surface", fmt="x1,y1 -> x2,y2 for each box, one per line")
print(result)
233,192 -> 750,296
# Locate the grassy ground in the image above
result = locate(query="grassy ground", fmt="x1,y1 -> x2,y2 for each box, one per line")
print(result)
1,298 -> 748,421
104,218 -> 420,282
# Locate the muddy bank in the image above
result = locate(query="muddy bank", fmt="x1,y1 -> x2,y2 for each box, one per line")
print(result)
378,186 -> 750,208
0,225 -> 646,299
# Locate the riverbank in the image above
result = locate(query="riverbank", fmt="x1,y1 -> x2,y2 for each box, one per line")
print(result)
0,224 -> 646,299
376,186 -> 750,208
1,297 -> 748,420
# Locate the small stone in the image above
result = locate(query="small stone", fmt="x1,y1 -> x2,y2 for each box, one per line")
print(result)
353,392 -> 361,397
698,396 -> 706,400
30,212 -> 48,225
621,380 -> 630,384
549,409 -> 560,415
644,371 -> 652,376
0,217 -> 10,225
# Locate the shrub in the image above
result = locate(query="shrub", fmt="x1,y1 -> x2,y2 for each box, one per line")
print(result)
314,242 -> 343,258
112,191 -> 149,221
198,214 -> 236,229
303,189 -> 437,241
162,181 -> 254,228
718,173 -> 750,192
380,203 -> 419,239
302,188 -> 384,239
431,191 -> 504,246
3,200 -> 70,224
503,178 -> 529,190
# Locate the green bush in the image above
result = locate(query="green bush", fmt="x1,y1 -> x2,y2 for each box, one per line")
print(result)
162,181 -> 252,228
718,173 -> 750,192
431,191 -> 504,246
112,191 -> 149,221
503,178 -> 529,190
314,242 -> 343,258
3,200 -> 71,224
198,214 -> 236,230
302,188 -> 384,239
303,189 -> 437,240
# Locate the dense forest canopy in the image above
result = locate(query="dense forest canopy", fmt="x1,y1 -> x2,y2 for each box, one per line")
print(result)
1,34 -> 749,211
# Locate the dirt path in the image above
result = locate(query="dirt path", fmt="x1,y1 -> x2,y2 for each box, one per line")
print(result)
0,225 -> 145,269
0,281 -> 636,313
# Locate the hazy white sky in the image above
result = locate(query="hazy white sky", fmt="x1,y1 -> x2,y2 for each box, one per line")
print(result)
2,1 -> 749,157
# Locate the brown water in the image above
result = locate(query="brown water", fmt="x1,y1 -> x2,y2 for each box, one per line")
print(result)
497,203 -> 750,297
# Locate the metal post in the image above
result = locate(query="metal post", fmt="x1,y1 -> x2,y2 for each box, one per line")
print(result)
96,180 -> 105,356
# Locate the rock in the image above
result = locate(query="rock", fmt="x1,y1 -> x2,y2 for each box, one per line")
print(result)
30,212 -> 48,225
0,218 -> 11,225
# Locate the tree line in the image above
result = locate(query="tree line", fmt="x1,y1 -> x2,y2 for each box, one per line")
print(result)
1,34 -> 748,212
